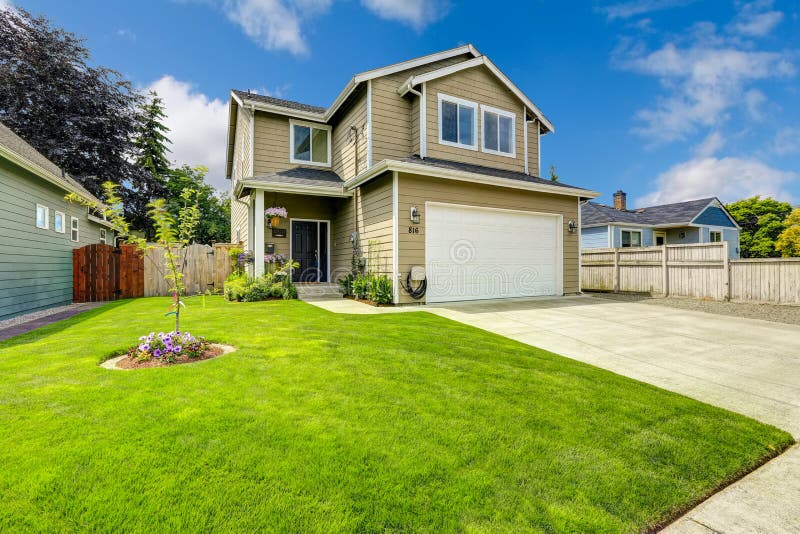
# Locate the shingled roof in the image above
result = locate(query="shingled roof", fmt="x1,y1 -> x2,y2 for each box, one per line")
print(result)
231,90 -> 325,115
581,197 -> 721,227
402,156 -> 593,193
0,121 -> 102,204
248,166 -> 343,189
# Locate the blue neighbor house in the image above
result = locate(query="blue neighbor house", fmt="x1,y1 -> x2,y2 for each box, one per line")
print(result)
0,121 -> 114,320
581,191 -> 741,259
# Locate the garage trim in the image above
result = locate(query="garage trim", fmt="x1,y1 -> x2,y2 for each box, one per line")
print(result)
424,201 -> 564,303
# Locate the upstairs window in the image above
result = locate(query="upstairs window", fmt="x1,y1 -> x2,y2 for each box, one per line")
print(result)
70,216 -> 79,243
36,204 -> 49,229
481,105 -> 515,157
709,230 -> 722,243
438,94 -> 477,150
54,211 -> 65,233
99,229 -> 107,244
290,120 -> 330,166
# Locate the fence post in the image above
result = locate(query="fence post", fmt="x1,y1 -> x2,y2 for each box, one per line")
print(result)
662,245 -> 669,297
613,249 -> 620,293
723,241 -> 730,301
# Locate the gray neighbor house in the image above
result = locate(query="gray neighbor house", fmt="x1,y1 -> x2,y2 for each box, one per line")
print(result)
0,121 -> 114,320
581,190 -> 741,259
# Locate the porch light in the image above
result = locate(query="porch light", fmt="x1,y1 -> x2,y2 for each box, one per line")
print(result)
410,206 -> 420,224
568,219 -> 578,233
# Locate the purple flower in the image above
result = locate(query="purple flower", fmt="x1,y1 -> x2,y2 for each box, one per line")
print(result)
153,349 -> 162,358
173,346 -> 181,353
139,344 -> 150,352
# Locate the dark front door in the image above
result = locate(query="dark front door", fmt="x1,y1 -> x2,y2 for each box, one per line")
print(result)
291,221 -> 328,283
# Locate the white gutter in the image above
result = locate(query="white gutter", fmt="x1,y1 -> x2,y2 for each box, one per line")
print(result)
236,179 -> 353,198
344,159 -> 600,199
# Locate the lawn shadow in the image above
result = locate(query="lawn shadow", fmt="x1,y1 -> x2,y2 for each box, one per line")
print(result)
424,294 -> 625,315
0,300 -> 131,349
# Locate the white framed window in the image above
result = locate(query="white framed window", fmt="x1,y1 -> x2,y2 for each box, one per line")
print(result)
99,229 -> 107,244
438,93 -> 478,150
621,230 -> 642,248
36,204 -> 49,229
54,211 -> 65,233
70,216 -> 79,242
481,104 -> 516,157
289,119 -> 331,167
709,230 -> 722,243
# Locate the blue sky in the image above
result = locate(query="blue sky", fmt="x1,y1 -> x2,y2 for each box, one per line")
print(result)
9,0 -> 800,207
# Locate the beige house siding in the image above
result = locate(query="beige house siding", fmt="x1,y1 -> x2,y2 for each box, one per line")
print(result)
330,172 -> 394,280
252,111 -> 294,175
396,173 -> 579,304
230,194 -> 250,246
332,87 -> 368,180
425,65 -> 526,172
371,54 -> 472,163
527,119 -> 540,177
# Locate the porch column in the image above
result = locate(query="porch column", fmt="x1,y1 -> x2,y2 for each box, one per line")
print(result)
254,189 -> 265,276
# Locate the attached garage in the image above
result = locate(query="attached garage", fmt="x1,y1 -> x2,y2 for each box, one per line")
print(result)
425,203 -> 563,303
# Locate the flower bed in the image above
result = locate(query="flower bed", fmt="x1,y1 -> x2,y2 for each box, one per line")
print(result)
129,331 -> 209,363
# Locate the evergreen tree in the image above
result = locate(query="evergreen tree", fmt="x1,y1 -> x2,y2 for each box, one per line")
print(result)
549,164 -> 559,182
134,91 -> 172,179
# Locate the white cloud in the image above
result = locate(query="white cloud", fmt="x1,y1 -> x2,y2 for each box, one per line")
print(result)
614,29 -> 795,143
637,156 -> 796,206
116,28 -> 136,41
360,0 -> 449,30
221,0 -> 332,56
729,0 -> 784,36
694,131 -> 725,157
147,76 -> 229,190
0,0 -> 13,10
772,127 -> 800,156
599,0 -> 695,20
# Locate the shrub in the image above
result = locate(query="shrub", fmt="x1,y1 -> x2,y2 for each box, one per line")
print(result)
352,274 -> 369,299
338,273 -> 354,297
223,272 -> 297,302
347,273 -> 392,304
369,275 -> 393,305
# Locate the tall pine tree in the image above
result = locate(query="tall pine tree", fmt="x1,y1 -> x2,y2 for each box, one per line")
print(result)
135,91 -> 172,179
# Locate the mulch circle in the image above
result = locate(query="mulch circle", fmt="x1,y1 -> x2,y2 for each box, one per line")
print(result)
101,344 -> 235,370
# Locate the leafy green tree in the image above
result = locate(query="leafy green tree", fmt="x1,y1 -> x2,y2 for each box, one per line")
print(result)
134,91 -> 172,181
165,165 -> 230,244
726,196 -> 793,258
776,208 -> 800,258
0,7 -> 163,232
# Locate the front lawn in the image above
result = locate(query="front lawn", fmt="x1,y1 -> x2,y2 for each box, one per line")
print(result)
0,297 -> 792,532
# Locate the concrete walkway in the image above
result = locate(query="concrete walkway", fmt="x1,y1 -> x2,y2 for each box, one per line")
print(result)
308,295 -> 800,533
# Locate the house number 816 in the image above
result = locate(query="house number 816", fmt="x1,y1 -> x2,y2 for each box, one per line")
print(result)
408,226 -> 420,234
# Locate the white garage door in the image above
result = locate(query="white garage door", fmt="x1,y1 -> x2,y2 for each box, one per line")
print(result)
425,203 -> 562,303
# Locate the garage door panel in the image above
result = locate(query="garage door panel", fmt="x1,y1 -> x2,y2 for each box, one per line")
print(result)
426,204 -> 561,303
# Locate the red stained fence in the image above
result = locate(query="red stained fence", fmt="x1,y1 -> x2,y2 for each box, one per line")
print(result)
72,244 -> 144,303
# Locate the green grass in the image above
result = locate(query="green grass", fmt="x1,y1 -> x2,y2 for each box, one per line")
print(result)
0,297 -> 792,532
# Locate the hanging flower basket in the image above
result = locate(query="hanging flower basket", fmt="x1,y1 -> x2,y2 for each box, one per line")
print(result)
265,207 -> 288,228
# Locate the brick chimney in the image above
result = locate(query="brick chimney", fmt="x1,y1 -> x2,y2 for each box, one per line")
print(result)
613,190 -> 627,211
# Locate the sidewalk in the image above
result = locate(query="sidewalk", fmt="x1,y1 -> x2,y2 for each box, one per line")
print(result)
0,303 -> 103,342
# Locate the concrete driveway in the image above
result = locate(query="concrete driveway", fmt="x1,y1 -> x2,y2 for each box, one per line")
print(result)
425,295 -> 800,533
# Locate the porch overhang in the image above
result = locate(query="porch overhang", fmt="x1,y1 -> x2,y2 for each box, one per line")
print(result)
235,179 -> 353,199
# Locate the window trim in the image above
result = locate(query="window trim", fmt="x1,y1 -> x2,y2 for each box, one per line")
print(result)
620,229 -> 642,248
54,211 -> 66,233
709,230 -> 722,243
70,216 -> 79,243
437,93 -> 478,151
480,104 -> 516,158
36,204 -> 49,229
99,229 -> 107,244
289,119 -> 332,168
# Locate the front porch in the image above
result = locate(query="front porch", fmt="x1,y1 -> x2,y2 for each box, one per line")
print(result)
242,187 -> 352,283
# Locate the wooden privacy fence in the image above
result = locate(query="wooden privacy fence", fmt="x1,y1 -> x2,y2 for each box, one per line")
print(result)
73,244 -> 144,303
144,243 -> 237,297
582,242 -> 800,305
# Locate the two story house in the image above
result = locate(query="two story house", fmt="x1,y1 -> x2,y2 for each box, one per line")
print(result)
226,45 -> 599,304
581,191 -> 741,259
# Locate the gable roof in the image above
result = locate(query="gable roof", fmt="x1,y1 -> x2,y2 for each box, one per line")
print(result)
0,121 -> 102,204
396,56 -> 555,133
582,197 -> 739,228
230,90 -> 325,115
